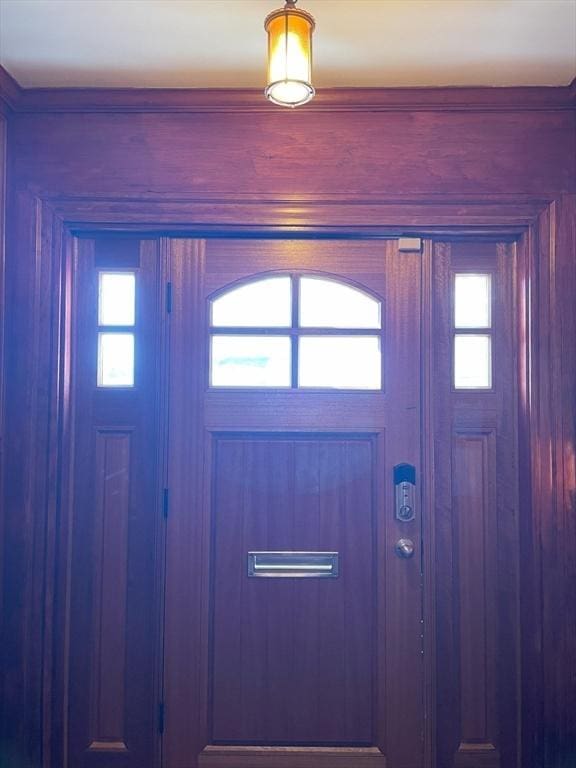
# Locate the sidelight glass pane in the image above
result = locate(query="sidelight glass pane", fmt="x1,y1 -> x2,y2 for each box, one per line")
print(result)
211,335 -> 291,387
299,277 -> 381,328
454,274 -> 491,329
98,333 -> 134,387
299,336 -> 381,389
211,276 -> 292,328
454,334 -> 492,389
98,272 -> 136,326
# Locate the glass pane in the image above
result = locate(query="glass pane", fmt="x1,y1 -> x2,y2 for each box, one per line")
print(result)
268,14 -> 312,87
211,336 -> 291,387
98,333 -> 134,387
211,277 -> 291,328
98,272 -> 135,326
454,274 -> 491,329
299,277 -> 381,329
454,335 -> 492,389
299,336 -> 381,389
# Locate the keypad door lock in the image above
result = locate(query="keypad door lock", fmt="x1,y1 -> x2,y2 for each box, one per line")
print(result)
394,463 -> 416,523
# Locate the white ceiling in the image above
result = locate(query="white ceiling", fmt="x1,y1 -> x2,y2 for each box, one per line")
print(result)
1,0 -> 575,89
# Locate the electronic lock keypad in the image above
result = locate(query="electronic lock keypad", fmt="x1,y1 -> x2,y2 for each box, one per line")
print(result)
394,463 -> 416,522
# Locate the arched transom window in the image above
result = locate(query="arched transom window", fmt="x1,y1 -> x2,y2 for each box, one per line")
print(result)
209,274 -> 383,389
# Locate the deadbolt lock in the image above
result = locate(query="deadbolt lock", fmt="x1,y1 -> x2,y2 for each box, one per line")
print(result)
394,464 -> 416,522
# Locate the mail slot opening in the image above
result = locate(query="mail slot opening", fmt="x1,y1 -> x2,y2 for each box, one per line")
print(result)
247,551 -> 339,578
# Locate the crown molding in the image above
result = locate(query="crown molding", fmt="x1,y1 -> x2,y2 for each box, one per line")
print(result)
1,66 -> 575,115
0,66 -> 21,115
569,76 -> 576,104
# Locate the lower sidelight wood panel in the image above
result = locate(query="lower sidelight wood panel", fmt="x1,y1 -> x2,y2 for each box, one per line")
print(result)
87,429 -> 133,753
453,431 -> 500,768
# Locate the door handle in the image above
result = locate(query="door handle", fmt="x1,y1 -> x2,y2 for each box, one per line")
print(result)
395,538 -> 415,559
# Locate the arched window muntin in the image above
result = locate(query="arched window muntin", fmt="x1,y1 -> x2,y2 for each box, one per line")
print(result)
209,271 -> 384,391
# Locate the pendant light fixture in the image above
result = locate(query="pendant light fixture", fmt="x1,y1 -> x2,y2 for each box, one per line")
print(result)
264,0 -> 315,107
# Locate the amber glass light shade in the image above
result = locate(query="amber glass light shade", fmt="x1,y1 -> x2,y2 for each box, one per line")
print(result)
265,1 -> 315,107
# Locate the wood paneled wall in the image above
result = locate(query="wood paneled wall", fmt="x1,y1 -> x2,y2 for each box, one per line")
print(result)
551,197 -> 576,768
0,67 -> 575,768
522,197 -> 576,767
8,109 -> 575,200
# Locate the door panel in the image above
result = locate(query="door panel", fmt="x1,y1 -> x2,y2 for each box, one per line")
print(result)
164,238 -> 423,768
211,435 -> 376,745
432,241 -> 520,768
67,237 -> 163,768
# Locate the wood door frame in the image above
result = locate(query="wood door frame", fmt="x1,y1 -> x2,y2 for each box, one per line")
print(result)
17,191 -> 554,768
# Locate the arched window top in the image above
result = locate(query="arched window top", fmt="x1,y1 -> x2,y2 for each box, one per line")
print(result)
209,274 -> 383,390
210,273 -> 381,330
299,276 -> 381,329
210,275 -> 292,328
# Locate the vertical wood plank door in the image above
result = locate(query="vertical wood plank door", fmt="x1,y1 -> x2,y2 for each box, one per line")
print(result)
163,239 -> 424,768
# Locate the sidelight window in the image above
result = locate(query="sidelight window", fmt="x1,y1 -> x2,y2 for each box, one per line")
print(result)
97,271 -> 136,387
210,274 -> 382,389
453,273 -> 493,389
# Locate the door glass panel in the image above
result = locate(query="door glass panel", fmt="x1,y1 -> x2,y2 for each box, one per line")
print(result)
211,276 -> 292,328
98,272 -> 136,326
98,333 -> 135,387
211,336 -> 291,387
454,334 -> 492,389
454,274 -> 491,329
299,277 -> 381,328
299,336 -> 381,389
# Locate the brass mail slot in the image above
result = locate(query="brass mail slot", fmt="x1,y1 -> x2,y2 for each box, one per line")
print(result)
247,551 -> 339,578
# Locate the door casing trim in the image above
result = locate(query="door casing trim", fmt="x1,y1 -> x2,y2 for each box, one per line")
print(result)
16,192 -> 545,768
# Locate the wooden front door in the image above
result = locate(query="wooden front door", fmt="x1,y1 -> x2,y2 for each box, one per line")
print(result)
163,239 -> 424,768
62,234 -> 520,768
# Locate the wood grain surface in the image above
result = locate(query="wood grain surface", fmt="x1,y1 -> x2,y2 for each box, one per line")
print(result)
0,71 -> 574,768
